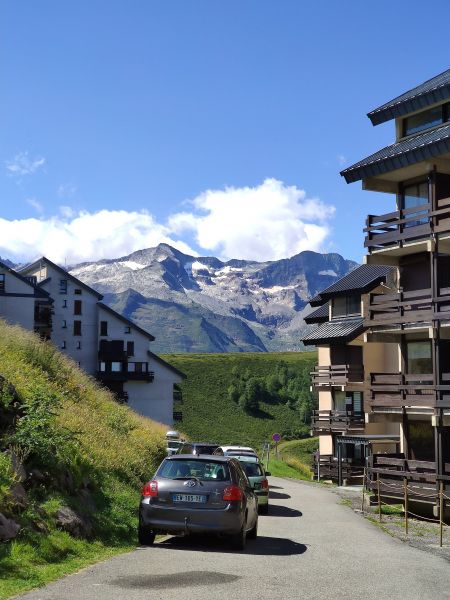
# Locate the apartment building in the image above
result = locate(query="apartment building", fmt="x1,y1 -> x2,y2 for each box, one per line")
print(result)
0,260 -> 52,337
9,257 -> 185,426
303,69 -> 450,512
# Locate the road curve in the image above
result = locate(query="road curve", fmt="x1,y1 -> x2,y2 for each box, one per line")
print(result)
18,477 -> 450,600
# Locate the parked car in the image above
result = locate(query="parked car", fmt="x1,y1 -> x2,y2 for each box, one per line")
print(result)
139,455 -> 258,550
220,445 -> 257,455
234,455 -> 270,514
177,442 -> 223,456
165,430 -> 185,456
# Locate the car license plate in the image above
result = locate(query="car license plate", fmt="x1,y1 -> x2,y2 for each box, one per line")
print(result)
172,494 -> 207,503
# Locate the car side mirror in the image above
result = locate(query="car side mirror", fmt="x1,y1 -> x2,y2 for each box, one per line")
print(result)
265,472 -> 271,476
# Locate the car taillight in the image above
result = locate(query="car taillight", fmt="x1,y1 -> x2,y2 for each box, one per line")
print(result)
261,479 -> 269,490
222,485 -> 243,501
142,480 -> 158,497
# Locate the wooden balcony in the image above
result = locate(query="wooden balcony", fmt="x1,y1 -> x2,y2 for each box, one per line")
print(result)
366,287 -> 450,328
364,196 -> 450,253
369,372 -> 450,409
310,364 -> 364,388
367,455 -> 450,505
173,411 -> 183,422
311,410 -> 365,433
312,454 -> 364,481
96,370 -> 155,383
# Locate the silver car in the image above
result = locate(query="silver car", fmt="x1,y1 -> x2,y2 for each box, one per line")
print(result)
139,455 -> 258,550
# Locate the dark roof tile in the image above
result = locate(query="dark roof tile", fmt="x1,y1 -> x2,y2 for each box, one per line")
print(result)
368,69 -> 450,126
341,124 -> 450,183
301,317 -> 364,346
304,302 -> 329,324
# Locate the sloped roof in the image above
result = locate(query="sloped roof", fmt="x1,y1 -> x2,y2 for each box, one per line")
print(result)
301,317 -> 364,346
368,69 -> 450,126
0,260 -> 51,299
18,257 -> 104,300
341,123 -> 450,183
310,264 -> 393,306
147,351 -> 186,379
97,302 -> 155,341
304,302 -> 329,324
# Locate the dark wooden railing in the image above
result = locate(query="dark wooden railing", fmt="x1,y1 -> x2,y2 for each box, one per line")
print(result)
310,364 -> 364,387
311,410 -> 365,432
173,411 -> 183,422
367,455 -> 450,505
364,196 -> 450,252
366,286 -> 450,327
173,389 -> 183,403
312,454 -> 364,481
369,372 -> 450,409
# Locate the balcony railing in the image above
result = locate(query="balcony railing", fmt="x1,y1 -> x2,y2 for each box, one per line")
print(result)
310,364 -> 364,387
98,350 -> 128,361
369,372 -> 450,409
96,370 -> 155,383
173,411 -> 183,422
367,455 -> 450,505
311,410 -> 365,432
364,196 -> 450,252
366,287 -> 450,328
312,454 -> 364,481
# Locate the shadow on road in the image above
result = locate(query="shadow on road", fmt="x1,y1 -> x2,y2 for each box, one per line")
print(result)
154,534 -> 307,556
268,485 -> 284,489
266,504 -> 302,518
268,491 -> 291,500
111,571 -> 240,590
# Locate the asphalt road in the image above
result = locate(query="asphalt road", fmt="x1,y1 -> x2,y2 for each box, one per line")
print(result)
19,477 -> 450,600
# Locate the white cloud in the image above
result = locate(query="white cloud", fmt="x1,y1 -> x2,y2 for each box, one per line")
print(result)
0,209 -> 196,264
0,179 -> 335,264
5,152 -> 46,176
169,178 -> 335,261
26,197 -> 43,214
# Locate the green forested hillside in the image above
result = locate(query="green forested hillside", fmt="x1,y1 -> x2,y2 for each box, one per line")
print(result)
0,320 -> 166,599
163,352 -> 318,449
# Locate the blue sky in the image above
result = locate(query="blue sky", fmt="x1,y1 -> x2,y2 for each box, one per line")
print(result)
1,1 -> 449,264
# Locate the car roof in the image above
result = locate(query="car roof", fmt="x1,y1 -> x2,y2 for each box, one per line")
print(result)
183,442 -> 219,446
221,445 -> 255,452
164,454 -> 233,463
234,455 -> 259,462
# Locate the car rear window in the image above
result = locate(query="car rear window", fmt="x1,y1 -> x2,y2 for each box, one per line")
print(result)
194,445 -> 218,455
241,462 -> 264,477
159,460 -> 230,482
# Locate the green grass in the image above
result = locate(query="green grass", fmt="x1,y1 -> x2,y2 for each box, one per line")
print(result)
267,437 -> 318,480
267,458 -> 311,480
0,320 -> 168,599
163,352 -> 317,449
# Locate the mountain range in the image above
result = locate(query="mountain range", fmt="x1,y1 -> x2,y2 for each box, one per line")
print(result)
69,244 -> 357,353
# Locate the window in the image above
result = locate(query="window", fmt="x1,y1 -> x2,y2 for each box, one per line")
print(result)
126,341 -> 134,357
111,362 -> 122,372
99,361 -> 106,372
59,279 -> 67,294
73,320 -> 82,336
74,300 -> 82,315
0,274 -> 5,293
61,341 -> 66,349
403,181 -> 429,227
403,105 -> 444,136
74,288 -> 82,295
124,326 -> 131,334
62,320 -> 67,328
100,321 -> 108,336
76,341 -> 81,349
332,295 -> 361,318
62,299 -> 67,308
333,390 -> 363,414
128,362 -> 147,373
406,341 -> 432,374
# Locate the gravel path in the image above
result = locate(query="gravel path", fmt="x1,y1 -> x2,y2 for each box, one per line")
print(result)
18,477 -> 450,600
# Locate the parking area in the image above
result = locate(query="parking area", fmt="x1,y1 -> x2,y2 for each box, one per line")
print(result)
17,477 -> 450,600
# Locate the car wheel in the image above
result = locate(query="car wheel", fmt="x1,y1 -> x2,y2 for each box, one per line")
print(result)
231,522 -> 247,550
258,503 -> 269,515
138,526 -> 155,546
248,514 -> 258,539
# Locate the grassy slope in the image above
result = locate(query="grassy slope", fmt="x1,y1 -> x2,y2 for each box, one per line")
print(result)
163,352 -> 317,450
0,320 -> 167,599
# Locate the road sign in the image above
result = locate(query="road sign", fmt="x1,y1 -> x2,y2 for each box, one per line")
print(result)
272,433 -> 281,442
